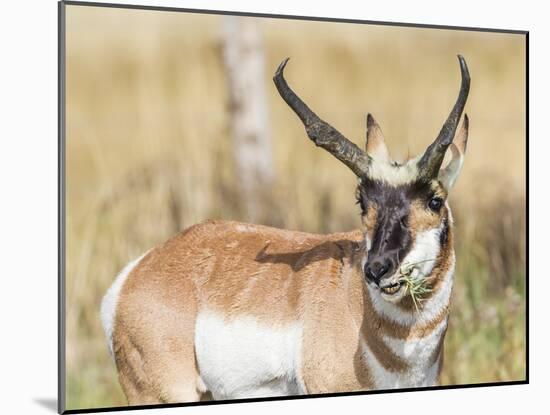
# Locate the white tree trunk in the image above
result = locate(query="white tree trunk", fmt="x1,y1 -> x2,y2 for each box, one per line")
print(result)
222,16 -> 275,222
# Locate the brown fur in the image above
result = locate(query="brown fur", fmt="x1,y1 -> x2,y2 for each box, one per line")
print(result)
408,182 -> 448,235
361,204 -> 378,236
111,219 -> 453,403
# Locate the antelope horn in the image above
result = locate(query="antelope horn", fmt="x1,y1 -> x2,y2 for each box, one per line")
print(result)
273,58 -> 370,178
418,55 -> 471,179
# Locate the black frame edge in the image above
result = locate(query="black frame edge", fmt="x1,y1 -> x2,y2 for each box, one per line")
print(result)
63,381 -> 528,414
58,1 -> 67,414
62,0 -> 528,35
524,31 -> 529,384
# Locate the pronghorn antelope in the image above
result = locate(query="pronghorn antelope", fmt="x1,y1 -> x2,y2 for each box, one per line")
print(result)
101,55 -> 470,404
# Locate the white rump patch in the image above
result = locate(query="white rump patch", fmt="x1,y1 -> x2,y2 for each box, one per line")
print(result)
195,312 -> 306,399
100,252 -> 148,358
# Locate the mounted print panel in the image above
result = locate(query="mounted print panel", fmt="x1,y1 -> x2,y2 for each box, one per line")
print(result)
59,1 -> 527,413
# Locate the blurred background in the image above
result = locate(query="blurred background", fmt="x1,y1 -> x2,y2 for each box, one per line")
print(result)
65,4 -> 526,410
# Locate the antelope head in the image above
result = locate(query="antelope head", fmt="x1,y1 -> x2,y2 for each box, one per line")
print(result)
274,56 -> 470,304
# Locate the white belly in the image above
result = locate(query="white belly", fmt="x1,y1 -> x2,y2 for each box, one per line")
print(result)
194,312 -> 306,399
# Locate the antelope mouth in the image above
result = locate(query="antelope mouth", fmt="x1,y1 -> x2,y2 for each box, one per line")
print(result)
380,281 -> 404,296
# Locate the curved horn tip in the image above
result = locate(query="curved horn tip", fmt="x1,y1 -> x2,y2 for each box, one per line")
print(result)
457,54 -> 471,80
274,57 -> 291,78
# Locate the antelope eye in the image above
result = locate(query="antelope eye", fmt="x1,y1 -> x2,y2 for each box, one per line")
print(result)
428,197 -> 443,211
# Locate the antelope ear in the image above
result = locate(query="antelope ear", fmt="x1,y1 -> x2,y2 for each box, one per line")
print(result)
439,114 -> 469,190
366,114 -> 391,163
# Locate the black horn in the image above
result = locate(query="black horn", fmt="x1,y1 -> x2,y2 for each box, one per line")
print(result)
418,55 -> 471,179
273,58 -> 370,178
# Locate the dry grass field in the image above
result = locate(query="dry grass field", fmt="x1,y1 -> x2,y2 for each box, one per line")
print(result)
64,5 -> 526,410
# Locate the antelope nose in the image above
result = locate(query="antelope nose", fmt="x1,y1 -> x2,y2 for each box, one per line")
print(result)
364,260 -> 391,285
